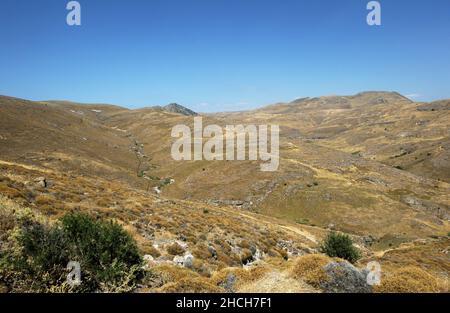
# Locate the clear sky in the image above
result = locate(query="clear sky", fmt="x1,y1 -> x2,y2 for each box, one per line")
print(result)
0,0 -> 449,112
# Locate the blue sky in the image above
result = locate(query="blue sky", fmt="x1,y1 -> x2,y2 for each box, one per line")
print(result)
0,0 -> 449,112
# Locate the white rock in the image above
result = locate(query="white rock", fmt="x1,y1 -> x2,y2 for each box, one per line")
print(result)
153,187 -> 161,194
176,240 -> 188,250
173,256 -> 185,266
183,253 -> 194,268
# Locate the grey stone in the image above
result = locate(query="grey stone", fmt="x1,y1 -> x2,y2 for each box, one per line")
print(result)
183,253 -> 194,268
320,261 -> 372,293
220,273 -> 237,293
208,245 -> 217,258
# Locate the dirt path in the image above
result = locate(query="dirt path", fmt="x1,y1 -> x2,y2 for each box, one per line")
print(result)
279,225 -> 318,244
236,210 -> 319,244
237,269 -> 319,293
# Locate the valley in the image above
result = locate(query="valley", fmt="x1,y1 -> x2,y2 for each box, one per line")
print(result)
0,91 -> 449,293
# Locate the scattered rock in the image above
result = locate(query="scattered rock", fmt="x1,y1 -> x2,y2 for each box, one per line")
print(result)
142,254 -> 155,269
207,199 -> 252,209
34,177 -> 47,188
173,253 -> 194,268
183,253 -> 194,268
153,187 -> 161,194
402,196 -> 449,221
277,240 -> 303,257
252,248 -> 264,262
362,235 -> 376,247
173,255 -> 184,266
176,241 -> 188,250
361,176 -> 388,187
208,245 -> 217,259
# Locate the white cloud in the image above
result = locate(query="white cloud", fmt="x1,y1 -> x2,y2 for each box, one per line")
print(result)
405,93 -> 422,99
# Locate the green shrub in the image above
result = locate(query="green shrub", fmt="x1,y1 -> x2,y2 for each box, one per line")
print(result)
320,232 -> 360,264
20,223 -> 70,271
60,213 -> 143,289
6,213 -> 142,292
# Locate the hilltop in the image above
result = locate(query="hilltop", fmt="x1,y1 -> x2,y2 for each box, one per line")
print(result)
143,103 -> 198,116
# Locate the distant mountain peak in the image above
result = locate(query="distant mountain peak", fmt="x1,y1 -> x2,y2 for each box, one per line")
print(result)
161,103 -> 198,116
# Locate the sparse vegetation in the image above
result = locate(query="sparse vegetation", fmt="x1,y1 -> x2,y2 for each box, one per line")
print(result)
320,232 -> 360,264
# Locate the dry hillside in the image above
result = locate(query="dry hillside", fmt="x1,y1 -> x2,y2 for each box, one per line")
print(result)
0,92 -> 448,293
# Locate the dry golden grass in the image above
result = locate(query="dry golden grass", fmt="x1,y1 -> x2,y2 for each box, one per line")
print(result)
142,244 -> 161,258
290,254 -> 333,287
210,265 -> 270,290
374,266 -> 447,293
144,263 -> 224,292
34,194 -> 54,205
96,198 -> 110,207
0,183 -> 24,200
167,242 -> 185,256
158,277 -> 224,293
149,264 -> 200,283
192,243 -> 213,260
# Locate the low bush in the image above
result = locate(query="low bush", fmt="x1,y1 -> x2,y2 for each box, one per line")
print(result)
60,213 -> 143,290
1,212 -> 142,292
320,232 -> 360,263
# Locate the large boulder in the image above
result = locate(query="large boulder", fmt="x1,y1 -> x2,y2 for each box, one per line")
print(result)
320,261 -> 372,293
